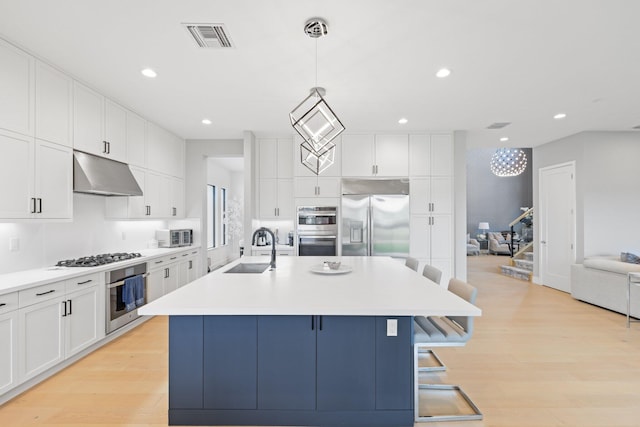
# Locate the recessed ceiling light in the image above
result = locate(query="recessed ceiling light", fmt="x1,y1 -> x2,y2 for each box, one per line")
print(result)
398,118 -> 408,124
202,119 -> 212,125
500,137 -> 509,142
436,68 -> 451,78
554,113 -> 567,120
141,68 -> 157,78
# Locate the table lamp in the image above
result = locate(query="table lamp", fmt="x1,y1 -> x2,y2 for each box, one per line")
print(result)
478,222 -> 490,240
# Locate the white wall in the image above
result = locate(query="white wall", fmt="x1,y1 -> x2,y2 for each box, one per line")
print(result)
533,131 -> 640,273
206,158 -> 244,269
0,194 -> 166,274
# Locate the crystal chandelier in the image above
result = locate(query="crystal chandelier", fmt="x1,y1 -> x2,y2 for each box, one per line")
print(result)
490,148 -> 527,177
289,18 -> 344,175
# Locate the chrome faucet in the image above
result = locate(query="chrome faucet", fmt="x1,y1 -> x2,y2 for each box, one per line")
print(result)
252,227 -> 276,269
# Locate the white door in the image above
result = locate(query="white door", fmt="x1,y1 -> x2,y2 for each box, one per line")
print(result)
539,162 -> 576,292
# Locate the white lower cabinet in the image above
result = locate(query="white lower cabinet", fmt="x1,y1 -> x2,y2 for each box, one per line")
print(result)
0,308 -> 18,395
177,250 -> 200,288
17,275 -> 103,383
18,293 -> 65,381
147,254 -> 181,302
409,214 -> 453,285
64,285 -> 103,357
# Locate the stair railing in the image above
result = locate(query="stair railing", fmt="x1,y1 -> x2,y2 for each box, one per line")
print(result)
508,208 -> 533,257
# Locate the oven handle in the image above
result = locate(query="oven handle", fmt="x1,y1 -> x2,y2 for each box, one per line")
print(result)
107,273 -> 150,289
298,235 -> 337,239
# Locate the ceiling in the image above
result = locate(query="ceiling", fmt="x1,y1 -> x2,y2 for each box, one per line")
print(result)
2,0 -> 640,148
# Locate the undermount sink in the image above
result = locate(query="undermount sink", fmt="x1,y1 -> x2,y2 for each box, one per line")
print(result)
223,263 -> 271,274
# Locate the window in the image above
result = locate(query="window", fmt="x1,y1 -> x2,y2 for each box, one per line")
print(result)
207,184 -> 216,248
221,187 -> 228,246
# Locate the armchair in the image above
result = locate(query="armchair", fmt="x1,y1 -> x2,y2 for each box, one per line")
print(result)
466,234 -> 480,256
487,232 -> 511,255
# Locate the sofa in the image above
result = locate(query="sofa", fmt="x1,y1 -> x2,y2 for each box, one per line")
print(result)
467,234 -> 480,256
487,232 -> 511,255
571,256 -> 640,318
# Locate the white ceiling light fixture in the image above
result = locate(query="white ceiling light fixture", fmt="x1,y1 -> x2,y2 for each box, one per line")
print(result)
202,119 -> 212,125
554,113 -> 567,120
141,68 -> 157,78
499,137 -> 509,142
436,68 -> 451,78
490,148 -> 527,177
290,18 -> 345,175
398,118 -> 408,124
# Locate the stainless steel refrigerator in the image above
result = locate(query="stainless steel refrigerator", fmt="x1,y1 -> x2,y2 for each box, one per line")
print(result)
341,179 -> 410,257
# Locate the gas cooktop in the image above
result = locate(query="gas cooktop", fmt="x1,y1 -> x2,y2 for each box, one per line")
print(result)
55,252 -> 143,268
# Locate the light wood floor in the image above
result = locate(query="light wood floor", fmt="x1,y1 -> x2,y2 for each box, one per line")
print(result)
2,255 -> 640,426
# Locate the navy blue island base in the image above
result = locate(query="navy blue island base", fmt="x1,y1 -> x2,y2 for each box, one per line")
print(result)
168,315 -> 414,427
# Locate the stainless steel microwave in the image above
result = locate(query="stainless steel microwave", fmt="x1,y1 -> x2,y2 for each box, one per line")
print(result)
156,229 -> 193,247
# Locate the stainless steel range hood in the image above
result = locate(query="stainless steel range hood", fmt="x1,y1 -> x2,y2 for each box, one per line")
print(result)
73,151 -> 143,196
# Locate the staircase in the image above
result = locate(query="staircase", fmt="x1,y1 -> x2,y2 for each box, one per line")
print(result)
499,251 -> 533,281
498,208 -> 534,282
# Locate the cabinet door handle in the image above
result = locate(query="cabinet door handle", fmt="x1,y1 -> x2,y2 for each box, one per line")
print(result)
170,256 -> 177,260
103,141 -> 108,154
36,289 -> 56,297
189,260 -> 192,269
155,260 -> 163,264
172,207 -> 176,216
107,142 -> 111,154
165,268 -> 170,278
31,197 -> 37,214
182,253 -> 189,257
77,279 -> 92,285
0,303 -> 6,307
62,300 -> 67,317
37,198 -> 42,213
319,315 -> 323,331
372,165 -> 376,175
146,205 -> 151,216
68,299 -> 72,315
311,315 -> 315,330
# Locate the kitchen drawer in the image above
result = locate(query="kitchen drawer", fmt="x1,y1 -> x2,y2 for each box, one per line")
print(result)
19,281 -> 66,308
65,272 -> 104,293
0,291 -> 18,314
148,253 -> 181,270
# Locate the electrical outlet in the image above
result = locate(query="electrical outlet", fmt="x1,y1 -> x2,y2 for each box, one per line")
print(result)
386,319 -> 398,337
9,237 -> 19,252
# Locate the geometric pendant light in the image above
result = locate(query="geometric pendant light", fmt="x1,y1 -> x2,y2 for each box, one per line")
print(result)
289,18 -> 345,175
490,148 -> 527,177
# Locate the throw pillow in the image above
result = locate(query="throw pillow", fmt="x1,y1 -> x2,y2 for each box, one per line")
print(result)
621,252 -> 640,264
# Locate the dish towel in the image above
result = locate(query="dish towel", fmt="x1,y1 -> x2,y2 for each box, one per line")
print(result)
122,275 -> 144,311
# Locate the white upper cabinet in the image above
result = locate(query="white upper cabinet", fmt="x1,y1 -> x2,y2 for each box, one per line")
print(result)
341,134 -> 375,176
374,134 -> 409,176
126,110 -> 146,167
147,122 -> 184,178
409,133 -> 453,176
35,61 -> 72,147
294,177 -> 341,198
258,138 -> 293,179
170,177 -> 185,218
410,177 -> 452,215
34,139 -> 73,219
0,131 -> 33,218
259,179 -> 294,219
293,135 -> 342,177
73,81 -> 104,156
103,99 -> 127,162
0,38 -> 34,136
341,134 -> 408,177
0,130 -> 72,219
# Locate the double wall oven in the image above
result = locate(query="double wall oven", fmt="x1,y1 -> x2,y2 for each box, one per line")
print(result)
297,206 -> 338,256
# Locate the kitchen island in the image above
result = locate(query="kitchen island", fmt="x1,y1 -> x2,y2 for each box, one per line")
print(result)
139,256 -> 481,427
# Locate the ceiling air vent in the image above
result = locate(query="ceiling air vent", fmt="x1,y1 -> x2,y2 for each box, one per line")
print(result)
486,122 -> 511,129
183,23 -> 234,48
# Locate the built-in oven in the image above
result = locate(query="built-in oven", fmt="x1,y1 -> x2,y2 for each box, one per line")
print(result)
106,262 -> 148,334
297,206 -> 338,256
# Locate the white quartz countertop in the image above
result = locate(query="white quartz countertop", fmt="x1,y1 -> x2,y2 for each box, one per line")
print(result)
139,256 -> 482,317
0,246 -> 200,295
